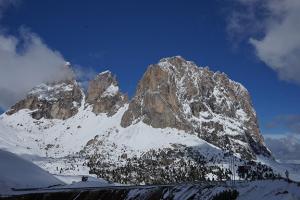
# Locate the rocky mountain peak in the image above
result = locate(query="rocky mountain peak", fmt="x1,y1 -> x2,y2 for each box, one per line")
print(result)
6,61 -> 84,120
158,56 -> 197,69
86,71 -> 127,116
6,79 -> 83,120
121,56 -> 270,159
6,68 -> 127,120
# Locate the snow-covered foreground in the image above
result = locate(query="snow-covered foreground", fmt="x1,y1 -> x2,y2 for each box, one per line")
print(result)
0,149 -> 63,196
162,180 -> 300,200
0,147 -> 299,199
236,180 -> 300,200
1,179 -> 300,200
0,149 -> 116,196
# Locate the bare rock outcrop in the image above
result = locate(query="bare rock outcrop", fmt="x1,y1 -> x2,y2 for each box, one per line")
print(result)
6,62 -> 83,120
86,71 -> 127,116
121,56 -> 270,159
7,80 -> 83,120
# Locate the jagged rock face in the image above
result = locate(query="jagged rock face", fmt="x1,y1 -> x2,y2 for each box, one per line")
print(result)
6,80 -> 83,120
86,71 -> 127,116
121,56 -> 270,159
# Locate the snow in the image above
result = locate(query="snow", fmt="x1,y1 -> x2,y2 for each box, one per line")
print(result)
98,70 -> 111,76
213,87 -> 223,104
236,109 -> 249,122
28,82 -> 74,101
112,121 -> 219,153
54,174 -> 108,185
257,156 -> 300,182
65,61 -> 71,66
124,180 -> 300,200
54,175 -> 120,189
156,56 -> 252,140
237,180 -> 300,200
101,84 -> 119,97
0,149 -> 64,196
0,115 -> 41,156
206,173 -> 218,181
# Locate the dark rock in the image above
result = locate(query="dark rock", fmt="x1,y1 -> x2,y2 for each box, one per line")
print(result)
7,80 -> 83,120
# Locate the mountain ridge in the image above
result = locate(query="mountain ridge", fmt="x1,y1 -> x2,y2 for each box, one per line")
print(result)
0,56 -> 278,184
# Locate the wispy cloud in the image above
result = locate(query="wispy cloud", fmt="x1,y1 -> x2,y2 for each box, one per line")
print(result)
0,28 -> 74,109
0,1 -> 73,110
227,0 -> 300,84
265,134 -> 300,164
266,115 -> 300,134
264,114 -> 300,163
73,64 -> 97,90
0,1 -> 100,110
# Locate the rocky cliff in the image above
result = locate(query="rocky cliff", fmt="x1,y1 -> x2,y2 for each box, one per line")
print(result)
6,80 -> 83,120
86,71 -> 127,116
6,70 -> 127,119
6,62 -> 83,120
121,56 -> 270,159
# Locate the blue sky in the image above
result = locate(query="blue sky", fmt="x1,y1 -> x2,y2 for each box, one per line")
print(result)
0,0 -> 299,136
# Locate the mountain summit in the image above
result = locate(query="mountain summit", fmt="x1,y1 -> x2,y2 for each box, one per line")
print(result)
122,56 -> 270,159
86,70 -> 127,116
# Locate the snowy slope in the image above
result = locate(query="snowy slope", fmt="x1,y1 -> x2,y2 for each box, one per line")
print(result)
0,94 -> 224,177
0,149 -> 64,196
257,156 -> 300,182
0,103 -> 220,159
158,180 -> 300,200
236,180 -> 300,200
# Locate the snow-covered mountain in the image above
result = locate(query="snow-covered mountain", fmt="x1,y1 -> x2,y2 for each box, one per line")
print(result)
0,56 -> 297,184
121,56 -> 270,159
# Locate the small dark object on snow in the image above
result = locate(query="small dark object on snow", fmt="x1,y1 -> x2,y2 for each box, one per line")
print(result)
275,190 -> 288,195
212,189 -> 239,200
82,176 -> 88,182
285,170 -> 289,180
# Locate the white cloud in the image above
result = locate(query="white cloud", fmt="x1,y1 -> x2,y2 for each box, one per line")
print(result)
0,0 -> 78,110
0,1 -> 100,110
264,114 -> 300,163
265,134 -> 300,164
0,28 -> 74,109
266,115 -> 300,134
228,0 -> 300,84
73,64 -> 97,90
